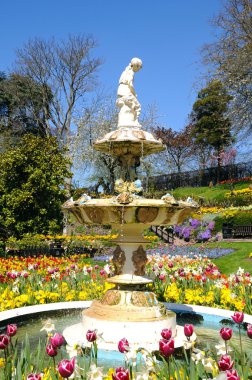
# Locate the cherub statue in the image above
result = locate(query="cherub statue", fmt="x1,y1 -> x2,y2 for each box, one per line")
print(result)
116,58 -> 142,128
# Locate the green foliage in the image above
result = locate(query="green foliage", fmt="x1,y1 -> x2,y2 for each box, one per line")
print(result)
191,80 -> 233,161
0,134 -> 71,239
0,73 -> 52,150
214,211 -> 252,232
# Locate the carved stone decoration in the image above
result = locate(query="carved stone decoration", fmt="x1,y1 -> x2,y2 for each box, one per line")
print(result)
84,208 -> 104,224
116,192 -> 133,204
136,207 -> 158,223
112,245 -> 126,275
101,290 -> 121,305
132,245 -> 148,276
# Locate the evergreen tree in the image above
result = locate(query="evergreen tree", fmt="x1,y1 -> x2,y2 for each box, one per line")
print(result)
191,80 -> 233,179
0,135 -> 71,239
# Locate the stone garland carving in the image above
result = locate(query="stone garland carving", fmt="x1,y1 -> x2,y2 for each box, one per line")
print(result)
136,207 -> 158,223
132,245 -> 148,276
84,208 -> 104,224
112,245 -> 126,275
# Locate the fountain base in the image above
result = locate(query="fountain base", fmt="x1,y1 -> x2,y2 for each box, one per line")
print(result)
63,289 -> 196,350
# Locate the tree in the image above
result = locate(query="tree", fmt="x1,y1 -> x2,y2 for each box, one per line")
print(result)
0,73 -> 52,150
190,80 -> 233,179
15,35 -> 102,148
0,135 -> 71,239
202,0 -> 252,133
154,125 -> 194,174
73,94 -> 119,193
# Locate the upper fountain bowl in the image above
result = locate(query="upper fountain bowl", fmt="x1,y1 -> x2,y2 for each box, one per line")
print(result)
94,126 -> 165,157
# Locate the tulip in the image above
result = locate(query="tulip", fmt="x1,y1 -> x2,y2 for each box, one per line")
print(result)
118,338 -> 129,353
112,367 -> 130,380
46,343 -> 58,357
50,332 -> 65,348
231,312 -> 244,324
58,358 -> 75,378
226,369 -> 240,380
26,374 -> 43,380
86,329 -> 97,342
220,327 -> 232,341
161,328 -> 172,340
184,324 -> 194,338
7,324 -> 17,337
247,324 -> 252,339
0,334 -> 10,349
159,274 -> 165,280
159,338 -> 175,358
217,354 -> 234,371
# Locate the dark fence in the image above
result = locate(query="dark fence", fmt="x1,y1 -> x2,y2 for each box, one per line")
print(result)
146,160 -> 252,191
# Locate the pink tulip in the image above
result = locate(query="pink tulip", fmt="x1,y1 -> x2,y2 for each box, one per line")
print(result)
159,338 -> 175,358
26,374 -> 43,380
86,330 -> 97,342
118,338 -> 129,353
161,328 -> 172,340
217,355 -> 234,371
184,324 -> 194,338
247,324 -> 252,339
220,327 -> 233,341
231,312 -> 244,324
0,334 -> 10,349
50,332 -> 65,348
159,274 -> 165,280
46,343 -> 58,357
7,324 -> 17,337
226,369 -> 240,380
112,367 -> 130,380
58,358 -> 75,378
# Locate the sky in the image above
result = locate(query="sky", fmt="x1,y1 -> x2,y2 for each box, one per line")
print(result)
0,0 -> 223,131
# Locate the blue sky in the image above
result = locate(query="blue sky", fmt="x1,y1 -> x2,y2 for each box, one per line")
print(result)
0,0 -> 222,131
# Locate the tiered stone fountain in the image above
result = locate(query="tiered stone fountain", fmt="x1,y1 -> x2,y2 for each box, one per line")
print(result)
63,58 -> 197,350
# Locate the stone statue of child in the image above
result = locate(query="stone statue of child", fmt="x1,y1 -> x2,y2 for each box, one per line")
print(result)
116,58 -> 142,128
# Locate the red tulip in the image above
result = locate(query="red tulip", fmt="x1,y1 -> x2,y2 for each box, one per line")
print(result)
0,334 -> 10,349
118,338 -> 129,353
7,324 -> 17,337
184,324 -> 194,338
231,312 -> 244,324
220,327 -> 233,341
46,343 -> 58,357
247,324 -> 252,339
50,332 -> 65,348
58,358 -> 75,378
159,338 -> 175,358
226,369 -> 240,380
112,367 -> 130,380
86,330 -> 97,342
218,355 -> 234,371
161,328 -> 172,340
26,374 -> 42,380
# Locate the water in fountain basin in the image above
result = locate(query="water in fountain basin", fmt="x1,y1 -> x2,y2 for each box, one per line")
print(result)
0,307 -> 251,369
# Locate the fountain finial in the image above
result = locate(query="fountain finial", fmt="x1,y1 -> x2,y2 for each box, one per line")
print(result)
116,57 -> 143,128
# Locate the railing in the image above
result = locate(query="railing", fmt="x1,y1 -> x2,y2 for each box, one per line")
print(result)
150,226 -> 174,244
145,160 -> 252,190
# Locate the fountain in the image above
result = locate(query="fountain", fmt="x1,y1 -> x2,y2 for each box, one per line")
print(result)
62,58 -> 198,350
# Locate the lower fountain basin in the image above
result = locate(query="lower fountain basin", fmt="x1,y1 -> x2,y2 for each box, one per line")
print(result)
1,302 -> 251,357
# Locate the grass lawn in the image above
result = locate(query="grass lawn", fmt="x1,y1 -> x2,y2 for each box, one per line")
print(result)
208,241 -> 252,274
172,181 -> 250,202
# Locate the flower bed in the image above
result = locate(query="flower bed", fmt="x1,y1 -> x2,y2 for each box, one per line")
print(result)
0,252 -> 251,314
